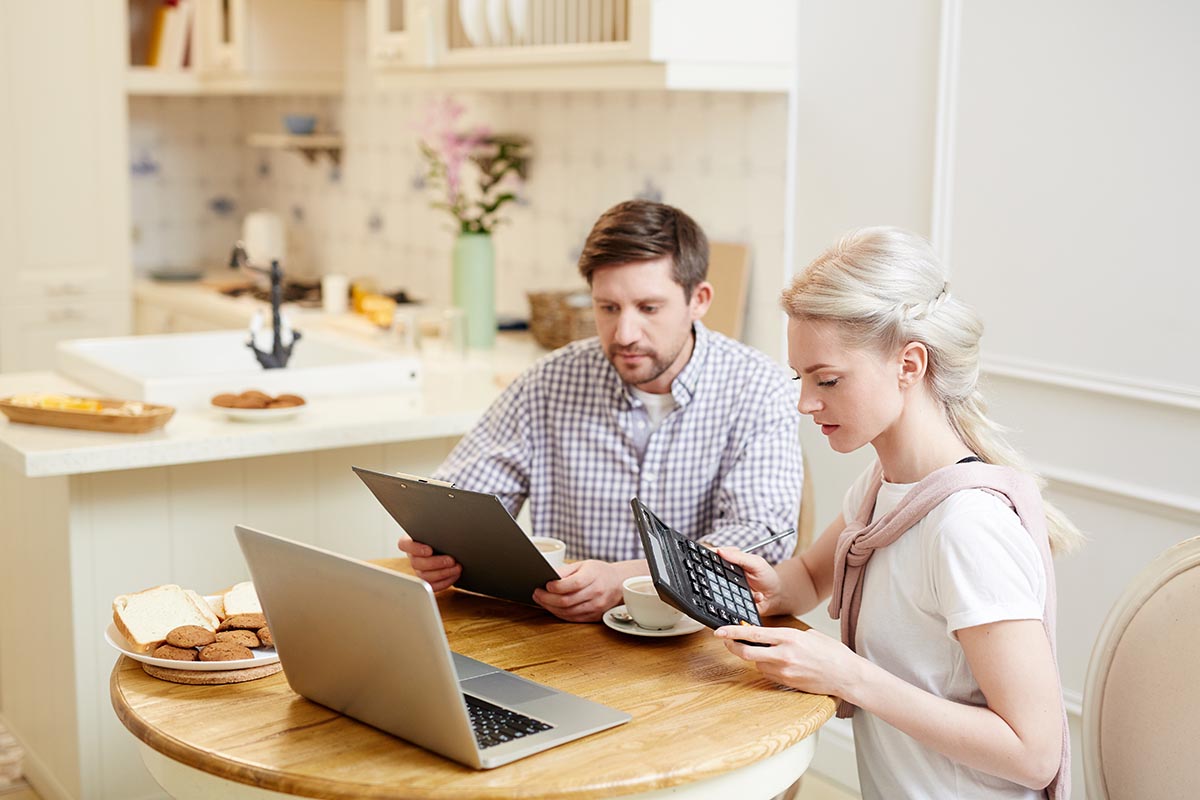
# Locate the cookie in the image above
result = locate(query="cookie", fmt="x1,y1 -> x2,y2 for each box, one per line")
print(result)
165,625 -> 217,648
198,642 -> 254,662
257,626 -> 273,647
272,394 -> 305,407
210,393 -> 239,408
216,629 -> 260,648
231,394 -> 269,409
218,613 -> 267,631
153,644 -> 199,661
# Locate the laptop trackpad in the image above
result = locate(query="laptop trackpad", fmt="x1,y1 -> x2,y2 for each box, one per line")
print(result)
461,673 -> 557,706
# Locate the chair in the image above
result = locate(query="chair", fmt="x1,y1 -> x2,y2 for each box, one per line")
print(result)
794,450 -> 815,555
1083,535 -> 1200,798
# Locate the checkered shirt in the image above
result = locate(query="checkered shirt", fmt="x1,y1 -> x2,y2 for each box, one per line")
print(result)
434,322 -> 804,564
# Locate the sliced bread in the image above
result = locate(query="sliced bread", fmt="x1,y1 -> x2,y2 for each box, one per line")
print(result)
184,588 -> 223,628
222,581 -> 262,616
112,584 -> 217,654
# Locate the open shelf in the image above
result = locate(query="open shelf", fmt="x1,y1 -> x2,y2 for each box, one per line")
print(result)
246,134 -> 343,166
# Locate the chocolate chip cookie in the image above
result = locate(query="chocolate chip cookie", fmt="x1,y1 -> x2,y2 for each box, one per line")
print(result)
165,625 -> 217,648
153,644 -> 199,661
198,642 -> 254,662
216,629 -> 261,648
218,613 -> 267,631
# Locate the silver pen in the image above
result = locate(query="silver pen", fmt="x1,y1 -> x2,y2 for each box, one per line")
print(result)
742,527 -> 797,554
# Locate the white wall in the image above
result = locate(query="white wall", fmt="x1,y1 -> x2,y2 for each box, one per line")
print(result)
797,2 -> 1200,797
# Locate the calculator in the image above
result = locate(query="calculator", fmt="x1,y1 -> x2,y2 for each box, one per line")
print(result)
630,498 -> 762,630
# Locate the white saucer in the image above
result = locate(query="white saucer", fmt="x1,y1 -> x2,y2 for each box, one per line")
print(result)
215,405 -> 303,423
602,605 -> 705,638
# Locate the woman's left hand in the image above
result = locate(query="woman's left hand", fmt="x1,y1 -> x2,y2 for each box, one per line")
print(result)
714,624 -> 861,699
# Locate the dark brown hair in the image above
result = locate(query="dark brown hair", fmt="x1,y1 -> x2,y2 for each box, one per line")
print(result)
577,200 -> 709,298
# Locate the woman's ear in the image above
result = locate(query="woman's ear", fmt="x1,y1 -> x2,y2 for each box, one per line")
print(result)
898,341 -> 928,388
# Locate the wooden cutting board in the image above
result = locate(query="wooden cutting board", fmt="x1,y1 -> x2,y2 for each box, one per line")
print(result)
705,242 -> 751,341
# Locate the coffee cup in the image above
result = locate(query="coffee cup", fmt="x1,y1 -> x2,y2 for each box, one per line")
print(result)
531,536 -> 566,568
621,576 -> 683,630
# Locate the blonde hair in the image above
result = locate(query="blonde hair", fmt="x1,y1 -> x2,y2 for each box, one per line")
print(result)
782,227 -> 1083,554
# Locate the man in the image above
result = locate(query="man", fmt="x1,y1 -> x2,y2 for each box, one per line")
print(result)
399,200 -> 803,622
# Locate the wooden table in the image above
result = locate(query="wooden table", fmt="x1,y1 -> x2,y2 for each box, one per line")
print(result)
110,559 -> 836,800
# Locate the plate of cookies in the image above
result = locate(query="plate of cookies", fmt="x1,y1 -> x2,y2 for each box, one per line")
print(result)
211,390 -> 306,422
107,583 -> 278,671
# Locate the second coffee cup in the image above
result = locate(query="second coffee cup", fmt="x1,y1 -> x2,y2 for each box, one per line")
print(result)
621,576 -> 683,630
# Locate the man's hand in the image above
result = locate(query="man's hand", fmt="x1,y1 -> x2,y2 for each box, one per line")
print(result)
397,533 -> 461,592
532,560 -> 626,622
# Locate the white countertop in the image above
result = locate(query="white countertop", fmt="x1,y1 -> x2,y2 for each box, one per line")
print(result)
0,334 -> 544,478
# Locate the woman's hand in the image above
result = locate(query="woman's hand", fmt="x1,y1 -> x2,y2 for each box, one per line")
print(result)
714,547 -> 786,616
714,624 -> 863,699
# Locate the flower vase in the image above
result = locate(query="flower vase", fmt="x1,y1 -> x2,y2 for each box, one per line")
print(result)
451,232 -> 496,349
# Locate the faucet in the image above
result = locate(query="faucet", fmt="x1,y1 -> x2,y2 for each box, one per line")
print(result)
229,241 -> 302,369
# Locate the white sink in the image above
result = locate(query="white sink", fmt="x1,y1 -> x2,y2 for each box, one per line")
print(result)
57,330 -> 421,409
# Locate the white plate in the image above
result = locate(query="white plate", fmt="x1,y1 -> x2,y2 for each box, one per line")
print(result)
485,0 -> 509,45
459,0 -> 490,46
215,404 -> 304,422
507,0 -> 530,43
602,605 -> 705,638
105,596 -> 278,671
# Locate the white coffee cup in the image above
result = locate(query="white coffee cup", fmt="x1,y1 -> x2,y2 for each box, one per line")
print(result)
621,576 -> 683,630
321,273 -> 349,314
531,536 -> 566,568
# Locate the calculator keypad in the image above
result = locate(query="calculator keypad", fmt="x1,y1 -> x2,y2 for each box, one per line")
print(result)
680,539 -> 760,626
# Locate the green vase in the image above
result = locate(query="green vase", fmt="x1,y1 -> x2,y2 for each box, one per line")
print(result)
451,232 -> 496,349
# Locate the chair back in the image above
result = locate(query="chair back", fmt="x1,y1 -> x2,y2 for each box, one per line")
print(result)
794,450 -> 815,555
1083,535 -> 1200,799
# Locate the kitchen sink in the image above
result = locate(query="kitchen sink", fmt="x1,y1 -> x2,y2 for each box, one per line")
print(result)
57,330 -> 421,409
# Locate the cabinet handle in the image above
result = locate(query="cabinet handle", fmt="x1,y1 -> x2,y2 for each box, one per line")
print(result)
47,308 -> 85,322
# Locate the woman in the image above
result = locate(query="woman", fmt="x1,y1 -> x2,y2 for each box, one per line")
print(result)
715,228 -> 1080,799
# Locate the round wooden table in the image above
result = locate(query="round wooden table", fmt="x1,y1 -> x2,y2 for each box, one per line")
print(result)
111,559 -> 836,799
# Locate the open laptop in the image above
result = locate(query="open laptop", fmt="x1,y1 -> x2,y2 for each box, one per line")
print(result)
234,525 -> 630,769
352,466 -> 559,606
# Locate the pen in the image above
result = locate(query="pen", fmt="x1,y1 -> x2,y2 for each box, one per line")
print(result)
742,527 -> 796,554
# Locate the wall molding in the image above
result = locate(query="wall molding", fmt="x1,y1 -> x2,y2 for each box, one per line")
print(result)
1038,462 -> 1200,524
930,0 -> 961,263
984,354 -> 1200,413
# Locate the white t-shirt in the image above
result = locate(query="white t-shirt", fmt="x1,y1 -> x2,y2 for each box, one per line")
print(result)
629,386 -> 677,432
841,463 -> 1047,800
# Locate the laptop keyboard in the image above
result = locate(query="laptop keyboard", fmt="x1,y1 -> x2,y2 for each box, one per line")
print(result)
464,694 -> 553,749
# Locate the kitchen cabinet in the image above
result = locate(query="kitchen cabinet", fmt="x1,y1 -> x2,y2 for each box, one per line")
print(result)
0,298 -> 132,373
125,0 -> 346,96
367,0 -> 797,92
0,1 -> 132,373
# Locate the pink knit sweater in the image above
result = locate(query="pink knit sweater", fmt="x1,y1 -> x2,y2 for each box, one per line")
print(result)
828,461 -> 1070,800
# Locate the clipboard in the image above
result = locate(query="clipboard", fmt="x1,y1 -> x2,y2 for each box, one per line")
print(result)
352,466 -> 559,606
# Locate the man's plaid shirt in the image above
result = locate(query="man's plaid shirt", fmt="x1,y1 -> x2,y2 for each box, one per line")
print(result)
435,322 -> 804,564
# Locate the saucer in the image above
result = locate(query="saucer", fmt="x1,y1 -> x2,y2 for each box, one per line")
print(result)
602,605 -> 705,638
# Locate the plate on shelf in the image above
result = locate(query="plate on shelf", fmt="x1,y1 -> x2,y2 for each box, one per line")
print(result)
216,405 -> 304,423
0,396 -> 174,434
486,0 -> 509,45
105,597 -> 278,672
507,0 -> 531,43
602,605 -> 705,638
459,0 -> 490,46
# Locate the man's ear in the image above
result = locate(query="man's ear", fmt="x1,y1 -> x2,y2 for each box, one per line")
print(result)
689,281 -> 714,321
898,341 -> 928,387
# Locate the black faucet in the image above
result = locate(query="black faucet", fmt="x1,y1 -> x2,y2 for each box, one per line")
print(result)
229,241 -> 301,369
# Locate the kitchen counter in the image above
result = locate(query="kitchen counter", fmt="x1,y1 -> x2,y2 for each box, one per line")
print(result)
0,329 -> 545,800
0,333 -> 541,478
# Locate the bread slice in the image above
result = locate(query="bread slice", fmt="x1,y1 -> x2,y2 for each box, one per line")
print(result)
184,588 -> 223,628
112,584 -> 217,654
222,581 -> 262,616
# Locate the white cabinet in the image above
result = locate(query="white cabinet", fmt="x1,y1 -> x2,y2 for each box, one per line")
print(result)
126,0 -> 347,95
0,298 -> 132,373
368,0 -> 797,92
0,1 -> 132,373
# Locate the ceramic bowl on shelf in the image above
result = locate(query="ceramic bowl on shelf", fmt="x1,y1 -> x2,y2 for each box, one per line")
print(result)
283,114 -> 316,135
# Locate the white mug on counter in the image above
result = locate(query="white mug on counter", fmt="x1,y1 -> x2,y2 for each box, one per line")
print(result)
531,536 -> 566,568
321,274 -> 349,314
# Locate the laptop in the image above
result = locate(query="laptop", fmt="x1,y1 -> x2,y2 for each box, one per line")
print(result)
234,525 -> 630,769
352,466 -> 559,606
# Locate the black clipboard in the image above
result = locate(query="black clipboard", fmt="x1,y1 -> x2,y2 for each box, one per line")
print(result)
352,466 -> 559,606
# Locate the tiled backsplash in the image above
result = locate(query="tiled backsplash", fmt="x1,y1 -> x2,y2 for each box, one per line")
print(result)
129,86 -> 787,351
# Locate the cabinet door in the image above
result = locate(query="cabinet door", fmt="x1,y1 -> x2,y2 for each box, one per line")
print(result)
0,1 -> 132,304
0,298 -> 132,373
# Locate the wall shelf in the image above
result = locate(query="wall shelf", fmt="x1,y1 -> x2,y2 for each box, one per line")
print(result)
246,134 -> 343,166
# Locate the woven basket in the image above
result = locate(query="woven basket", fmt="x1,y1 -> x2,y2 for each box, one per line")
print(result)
527,290 -> 596,350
